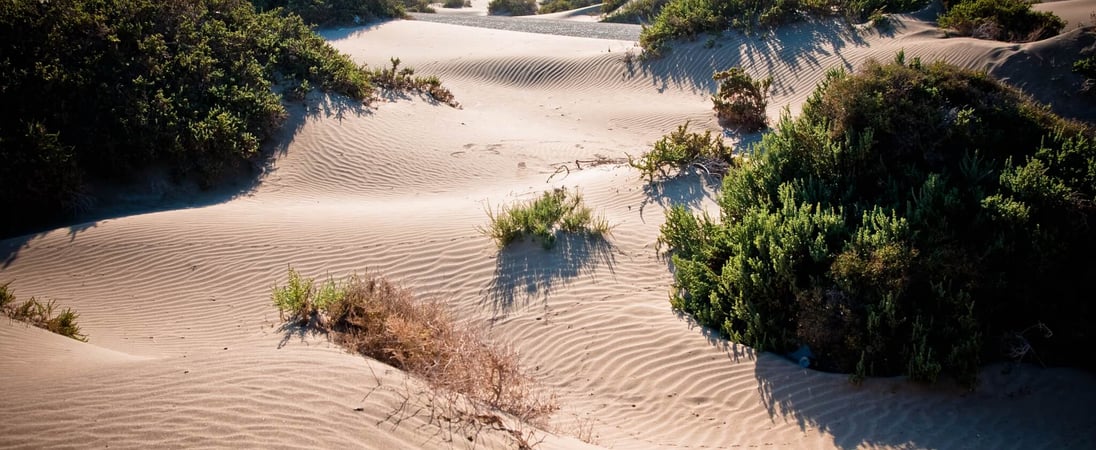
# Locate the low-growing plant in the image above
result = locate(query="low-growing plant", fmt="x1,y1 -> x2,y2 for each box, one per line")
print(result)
488,0 -> 537,15
369,58 -> 461,108
442,0 -> 471,7
1075,55 -> 1096,79
938,0 -> 1065,42
480,187 -> 610,249
628,121 -> 735,179
273,269 -> 559,427
712,67 -> 772,132
1,282 -> 87,342
539,0 -> 597,14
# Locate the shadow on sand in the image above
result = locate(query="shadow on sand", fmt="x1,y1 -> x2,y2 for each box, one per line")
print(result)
481,234 -> 616,317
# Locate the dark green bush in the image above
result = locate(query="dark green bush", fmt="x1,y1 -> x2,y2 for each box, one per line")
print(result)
539,0 -> 598,14
661,55 -> 1096,386
938,0 -> 1064,42
488,0 -> 537,15
638,0 -> 929,55
252,0 -> 405,26
1074,55 -> 1096,79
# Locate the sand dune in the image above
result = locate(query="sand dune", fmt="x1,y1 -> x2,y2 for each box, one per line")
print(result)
3,3 -> 1096,449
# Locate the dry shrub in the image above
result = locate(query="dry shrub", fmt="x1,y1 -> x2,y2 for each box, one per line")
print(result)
712,67 -> 772,132
274,270 -> 558,427
1,282 -> 86,342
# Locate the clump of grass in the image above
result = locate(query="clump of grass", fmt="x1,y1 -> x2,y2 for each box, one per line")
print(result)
480,187 -> 611,249
628,121 -> 736,180
938,0 -> 1065,42
272,269 -> 558,427
712,67 -> 772,132
1,282 -> 86,342
369,58 -> 461,108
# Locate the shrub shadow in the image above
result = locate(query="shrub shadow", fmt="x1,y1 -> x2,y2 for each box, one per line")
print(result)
482,234 -> 616,316
637,173 -> 720,224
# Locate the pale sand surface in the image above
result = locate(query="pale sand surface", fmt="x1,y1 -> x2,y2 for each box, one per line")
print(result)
3,3 -> 1096,449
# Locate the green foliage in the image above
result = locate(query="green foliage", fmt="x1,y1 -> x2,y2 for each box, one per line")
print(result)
369,58 -> 460,107
629,122 -> 734,179
1075,55 -> 1096,80
442,0 -> 472,8
1,283 -> 87,342
488,0 -> 537,15
480,188 -> 610,249
539,0 -> 598,14
272,267 -> 345,324
0,0 -> 455,236
252,0 -> 405,26
660,57 -> 1096,385
637,0 -> 930,55
712,67 -> 772,132
601,0 -> 671,23
938,0 -> 1065,42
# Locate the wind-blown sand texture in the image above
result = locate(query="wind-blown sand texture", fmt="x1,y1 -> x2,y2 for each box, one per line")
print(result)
3,2 -> 1096,448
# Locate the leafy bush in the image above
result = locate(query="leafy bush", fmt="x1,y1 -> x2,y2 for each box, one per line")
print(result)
252,0 -> 405,26
0,0 -> 455,236
368,58 -> 460,107
660,55 -> 1096,386
442,0 -> 472,8
480,188 -> 610,249
938,0 -> 1064,42
712,67 -> 772,132
1,282 -> 87,342
273,269 -> 558,425
539,0 -> 599,14
629,122 -> 734,179
1074,55 -> 1096,79
488,0 -> 537,15
638,0 -> 930,55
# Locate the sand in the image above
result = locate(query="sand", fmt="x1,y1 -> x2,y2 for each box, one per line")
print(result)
3,2 -> 1096,449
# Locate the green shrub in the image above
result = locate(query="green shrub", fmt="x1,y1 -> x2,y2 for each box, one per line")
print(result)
628,122 -> 735,179
252,0 -> 405,26
1075,55 -> 1096,79
480,188 -> 610,249
488,0 -> 537,15
539,0 -> 598,14
368,58 -> 460,108
660,55 -> 1096,386
442,0 -> 472,8
637,0 -> 930,55
712,67 -> 772,132
938,0 -> 1065,42
1,282 -> 87,342
273,268 -> 559,426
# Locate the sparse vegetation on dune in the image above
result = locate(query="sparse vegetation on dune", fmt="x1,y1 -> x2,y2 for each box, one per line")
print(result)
480,187 -> 611,249
0,0 -> 456,237
660,54 -> 1096,386
538,0 -> 599,14
629,122 -> 735,180
488,0 -> 538,16
273,268 -> 558,430
938,0 -> 1065,42
712,67 -> 772,132
369,58 -> 461,108
1,282 -> 86,342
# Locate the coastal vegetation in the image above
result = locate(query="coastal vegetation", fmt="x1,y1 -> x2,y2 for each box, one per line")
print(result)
488,0 -> 538,16
628,122 -> 734,180
938,0 -> 1064,42
252,0 -> 405,25
480,188 -> 611,249
539,0 -> 599,15
658,55 -> 1096,385
0,0 -> 453,237
273,268 -> 558,430
1,282 -> 86,342
712,67 -> 772,132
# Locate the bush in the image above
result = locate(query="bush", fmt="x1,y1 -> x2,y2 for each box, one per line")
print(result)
628,122 -> 735,179
539,0 -> 598,14
638,0 -> 930,55
1074,55 -> 1096,79
1,282 -> 87,342
488,0 -> 537,15
712,67 -> 772,132
660,55 -> 1096,386
442,0 -> 472,8
273,269 -> 558,425
252,0 -> 405,26
368,58 -> 460,108
480,188 -> 610,249
938,0 -> 1065,42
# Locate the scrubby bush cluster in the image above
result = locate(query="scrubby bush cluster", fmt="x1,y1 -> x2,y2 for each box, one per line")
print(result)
938,0 -> 1064,42
637,0 -> 930,54
660,55 -> 1096,385
481,188 -> 611,249
601,0 -> 671,23
252,0 -> 404,26
629,122 -> 734,179
442,0 -> 473,8
488,0 -> 538,16
273,268 -> 558,424
1,282 -> 86,342
369,58 -> 461,107
0,0 -> 454,236
712,67 -> 772,132
539,0 -> 599,14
